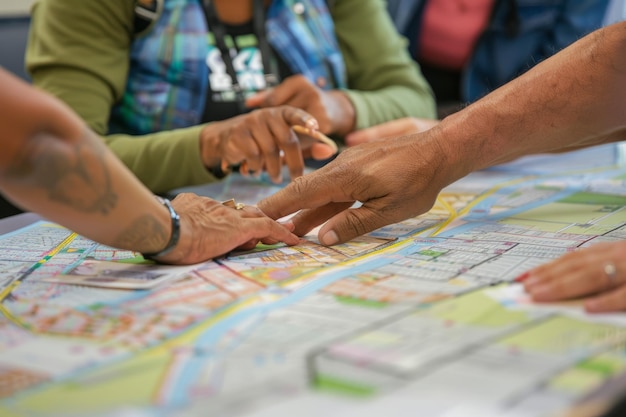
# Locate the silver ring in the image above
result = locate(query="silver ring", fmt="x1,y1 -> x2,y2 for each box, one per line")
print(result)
604,262 -> 618,286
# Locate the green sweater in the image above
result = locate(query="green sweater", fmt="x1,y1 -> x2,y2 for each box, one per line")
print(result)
26,0 -> 436,193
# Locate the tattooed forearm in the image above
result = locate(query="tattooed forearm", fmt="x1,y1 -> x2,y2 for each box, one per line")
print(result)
113,215 -> 168,252
4,128 -> 118,214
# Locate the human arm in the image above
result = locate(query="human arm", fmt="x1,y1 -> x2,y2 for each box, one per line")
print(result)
0,69 -> 299,264
25,0 -> 218,193
334,0 -> 436,129
26,0 -> 328,192
245,0 -> 436,136
258,22 -> 626,245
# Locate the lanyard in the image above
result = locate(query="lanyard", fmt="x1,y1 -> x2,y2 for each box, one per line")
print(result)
201,0 -> 279,107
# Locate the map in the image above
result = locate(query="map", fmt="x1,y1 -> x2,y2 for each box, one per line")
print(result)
1,144 -> 626,417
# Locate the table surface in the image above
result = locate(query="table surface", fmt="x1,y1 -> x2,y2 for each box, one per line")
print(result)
0,212 -> 40,235
1,145 -> 626,417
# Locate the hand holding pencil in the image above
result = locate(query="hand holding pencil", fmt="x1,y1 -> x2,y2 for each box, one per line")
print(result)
199,105 -> 338,184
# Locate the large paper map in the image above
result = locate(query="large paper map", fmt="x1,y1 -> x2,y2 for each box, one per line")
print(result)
2,145 -> 626,417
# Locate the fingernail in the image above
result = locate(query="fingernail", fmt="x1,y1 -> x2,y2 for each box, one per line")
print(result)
306,118 -> 318,130
523,276 -> 541,287
321,230 -> 339,246
514,272 -> 530,283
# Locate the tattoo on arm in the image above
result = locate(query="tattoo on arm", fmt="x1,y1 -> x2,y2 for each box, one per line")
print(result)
4,128 -> 118,214
113,214 -> 168,252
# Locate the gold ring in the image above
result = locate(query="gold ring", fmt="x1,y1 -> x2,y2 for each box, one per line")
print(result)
222,199 -> 245,210
604,262 -> 618,286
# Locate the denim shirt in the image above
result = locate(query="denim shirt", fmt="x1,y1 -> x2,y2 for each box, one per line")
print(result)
109,0 -> 346,135
603,0 -> 626,25
387,0 -> 610,102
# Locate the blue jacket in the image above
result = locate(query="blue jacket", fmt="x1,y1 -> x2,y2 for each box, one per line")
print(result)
387,0 -> 610,102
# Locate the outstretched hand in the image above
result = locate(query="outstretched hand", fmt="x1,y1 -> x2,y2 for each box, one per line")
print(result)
258,131 -> 456,245
157,193 -> 300,265
519,241 -> 626,312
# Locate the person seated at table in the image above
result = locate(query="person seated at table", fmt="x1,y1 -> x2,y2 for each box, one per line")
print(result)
0,68 -> 299,265
345,0 -> 615,146
258,21 -> 626,312
386,0 -> 610,116
25,0 -> 436,194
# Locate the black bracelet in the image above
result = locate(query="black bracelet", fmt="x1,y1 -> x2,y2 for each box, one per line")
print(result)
142,196 -> 181,260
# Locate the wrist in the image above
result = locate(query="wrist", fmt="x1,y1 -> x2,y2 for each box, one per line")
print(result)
200,123 -> 236,179
328,90 -> 355,137
436,108 -> 493,179
142,196 -> 181,260
199,124 -> 224,170
417,121 -> 474,190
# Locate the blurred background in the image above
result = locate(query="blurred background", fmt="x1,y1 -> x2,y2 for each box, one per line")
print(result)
0,0 -> 34,81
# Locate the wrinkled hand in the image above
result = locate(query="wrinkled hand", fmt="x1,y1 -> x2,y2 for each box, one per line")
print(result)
245,75 -> 355,136
157,193 -> 300,265
345,117 -> 440,147
200,106 -> 332,184
519,241 -> 626,312
258,132 -> 454,245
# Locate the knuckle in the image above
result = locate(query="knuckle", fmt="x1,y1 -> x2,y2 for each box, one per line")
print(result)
174,192 -> 192,203
259,218 -> 276,233
247,145 -> 260,158
279,104 -> 293,114
278,128 -> 296,146
549,280 -> 569,296
290,175 -> 311,196
284,132 -> 299,146
264,95 -> 278,107
230,124 -> 247,138
246,115 -> 262,130
342,210 -> 375,237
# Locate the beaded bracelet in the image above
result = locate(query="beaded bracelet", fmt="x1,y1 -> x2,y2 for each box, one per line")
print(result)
142,196 -> 181,260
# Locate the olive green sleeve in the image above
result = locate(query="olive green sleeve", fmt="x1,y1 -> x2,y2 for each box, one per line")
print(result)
26,0 -> 217,193
332,0 -> 437,129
